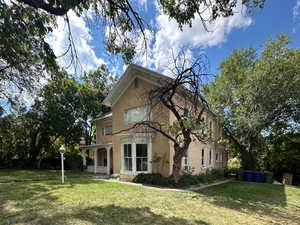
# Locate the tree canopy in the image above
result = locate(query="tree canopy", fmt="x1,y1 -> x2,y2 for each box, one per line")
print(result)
0,2 -> 58,113
0,0 -> 266,113
205,35 -> 300,170
0,66 -> 115,168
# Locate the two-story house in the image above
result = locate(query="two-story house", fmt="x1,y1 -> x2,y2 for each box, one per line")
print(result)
81,64 -> 227,180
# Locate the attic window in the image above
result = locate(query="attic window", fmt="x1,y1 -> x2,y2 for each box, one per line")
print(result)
134,78 -> 139,88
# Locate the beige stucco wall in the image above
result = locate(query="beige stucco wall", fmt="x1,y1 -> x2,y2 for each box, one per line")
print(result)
111,77 -> 171,177
95,74 -> 226,177
95,119 -> 112,144
168,99 -> 227,175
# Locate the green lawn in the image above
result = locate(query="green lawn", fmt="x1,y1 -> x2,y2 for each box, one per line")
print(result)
0,170 -> 299,225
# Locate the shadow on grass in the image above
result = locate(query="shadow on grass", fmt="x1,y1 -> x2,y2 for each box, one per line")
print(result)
0,175 -> 211,225
194,181 -> 299,221
0,181 -> 210,225
44,205 -> 210,225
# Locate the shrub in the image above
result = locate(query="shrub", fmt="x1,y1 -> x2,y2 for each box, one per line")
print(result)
65,151 -> 83,170
133,173 -> 170,186
133,170 -> 225,187
110,174 -> 120,179
178,174 -> 199,186
205,169 -> 224,183
227,157 -> 241,174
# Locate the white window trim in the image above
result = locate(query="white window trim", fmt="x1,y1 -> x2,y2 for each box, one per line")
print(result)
121,139 -> 152,175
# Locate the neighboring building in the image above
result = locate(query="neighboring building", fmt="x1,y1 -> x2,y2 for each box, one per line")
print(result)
81,64 -> 227,180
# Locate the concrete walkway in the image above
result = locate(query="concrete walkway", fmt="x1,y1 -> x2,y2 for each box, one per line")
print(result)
93,177 -> 234,192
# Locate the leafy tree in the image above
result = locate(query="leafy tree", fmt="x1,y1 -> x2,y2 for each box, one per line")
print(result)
0,2 -> 58,112
265,133 -> 300,180
0,66 -> 115,168
205,35 -> 300,170
82,64 -> 118,93
16,0 -> 265,62
1,0 -> 265,110
0,110 -> 54,168
36,67 -> 115,146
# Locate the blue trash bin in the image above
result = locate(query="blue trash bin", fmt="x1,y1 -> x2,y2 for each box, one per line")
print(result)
253,171 -> 264,183
243,171 -> 253,182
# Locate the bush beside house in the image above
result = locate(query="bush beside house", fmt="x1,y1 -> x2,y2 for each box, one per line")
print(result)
133,169 -> 224,187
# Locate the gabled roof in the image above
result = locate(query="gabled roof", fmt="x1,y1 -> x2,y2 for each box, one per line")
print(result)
102,64 -> 171,107
92,112 -> 112,123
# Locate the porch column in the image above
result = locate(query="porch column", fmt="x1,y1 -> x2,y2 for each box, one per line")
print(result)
94,148 -> 98,174
106,147 -> 111,175
82,149 -> 87,166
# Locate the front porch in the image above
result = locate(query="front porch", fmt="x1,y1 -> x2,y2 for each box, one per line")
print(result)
81,143 -> 113,175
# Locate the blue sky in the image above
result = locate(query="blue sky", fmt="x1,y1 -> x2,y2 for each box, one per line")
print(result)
48,0 -> 300,77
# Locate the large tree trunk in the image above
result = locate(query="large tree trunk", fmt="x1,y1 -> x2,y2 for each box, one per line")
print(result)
170,145 -> 187,183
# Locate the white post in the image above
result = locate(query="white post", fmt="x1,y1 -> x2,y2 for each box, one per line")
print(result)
61,153 -> 64,184
148,141 -> 152,173
83,149 -> 86,166
106,147 -> 111,175
94,149 -> 98,174
132,142 -> 136,174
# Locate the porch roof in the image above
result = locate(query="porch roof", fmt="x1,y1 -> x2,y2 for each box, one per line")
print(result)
80,143 -> 112,150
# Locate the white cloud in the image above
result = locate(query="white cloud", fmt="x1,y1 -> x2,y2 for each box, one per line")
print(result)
46,11 -> 105,75
293,0 -> 300,19
136,2 -> 252,71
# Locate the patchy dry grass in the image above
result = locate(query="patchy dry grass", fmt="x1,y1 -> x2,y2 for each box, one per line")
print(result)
0,169 -> 299,225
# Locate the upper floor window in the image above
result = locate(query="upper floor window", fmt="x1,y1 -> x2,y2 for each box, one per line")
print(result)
102,125 -> 112,136
124,106 -> 149,124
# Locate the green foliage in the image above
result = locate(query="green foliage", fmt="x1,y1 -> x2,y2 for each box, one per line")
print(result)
265,133 -> 300,178
0,67 -> 114,169
133,170 -> 224,187
205,35 -> 300,170
133,173 -> 171,186
178,169 -> 224,187
159,0 -> 265,28
65,150 -> 83,170
0,3 -> 58,111
227,157 -> 241,174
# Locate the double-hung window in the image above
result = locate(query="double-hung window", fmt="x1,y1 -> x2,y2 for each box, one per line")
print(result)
209,149 -> 212,165
122,142 -> 149,173
136,144 -> 148,172
124,144 -> 132,171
